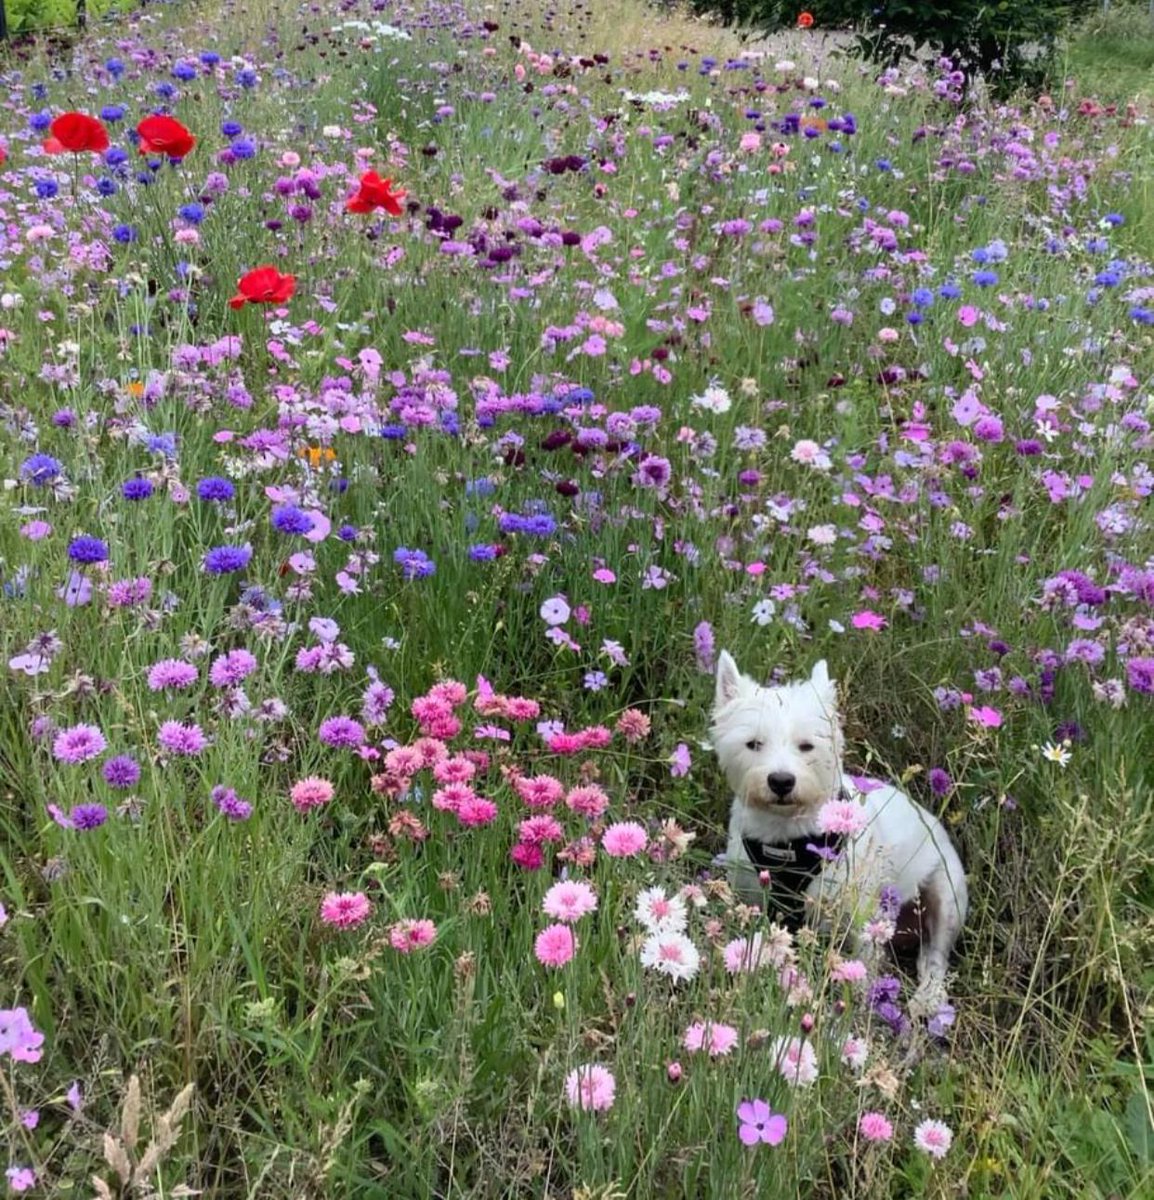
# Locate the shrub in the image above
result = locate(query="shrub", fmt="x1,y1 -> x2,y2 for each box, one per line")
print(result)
684,0 -> 1087,92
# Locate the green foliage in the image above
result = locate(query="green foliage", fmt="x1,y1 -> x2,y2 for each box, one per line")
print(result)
685,0 -> 1088,91
4,0 -> 140,36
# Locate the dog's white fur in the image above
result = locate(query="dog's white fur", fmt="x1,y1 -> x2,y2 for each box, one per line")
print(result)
712,651 -> 968,1008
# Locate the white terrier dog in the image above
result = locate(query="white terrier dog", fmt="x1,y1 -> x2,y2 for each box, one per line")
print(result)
712,651 -> 968,1010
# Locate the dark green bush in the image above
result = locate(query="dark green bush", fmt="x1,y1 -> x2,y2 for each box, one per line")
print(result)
684,0 -> 1087,92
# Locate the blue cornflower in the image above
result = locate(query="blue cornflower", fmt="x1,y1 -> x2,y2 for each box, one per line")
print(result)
68,536 -> 109,564
393,547 -> 436,580
203,545 -> 252,574
270,505 -> 313,535
121,477 -> 154,501
20,453 -> 63,485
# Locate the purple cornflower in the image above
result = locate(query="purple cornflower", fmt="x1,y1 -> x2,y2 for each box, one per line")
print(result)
52,724 -> 107,764
157,721 -> 208,755
362,678 -> 395,725
70,804 -> 108,831
693,621 -> 716,674
103,755 -> 141,788
634,454 -> 672,489
67,536 -> 109,565
1126,657 -> 1154,695
318,716 -> 365,748
928,768 -> 952,797
147,659 -> 199,691
211,786 -> 253,821
209,649 -> 257,687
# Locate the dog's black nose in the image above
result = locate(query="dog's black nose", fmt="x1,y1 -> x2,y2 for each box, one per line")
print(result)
767,772 -> 796,798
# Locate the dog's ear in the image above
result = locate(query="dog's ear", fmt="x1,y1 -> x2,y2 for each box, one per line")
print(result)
810,659 -> 836,703
715,650 -> 745,709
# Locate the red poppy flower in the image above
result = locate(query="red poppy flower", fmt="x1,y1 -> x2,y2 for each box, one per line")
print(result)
229,266 -> 297,310
346,170 -> 406,216
797,11 -> 815,27
136,114 -> 196,160
42,112 -> 110,156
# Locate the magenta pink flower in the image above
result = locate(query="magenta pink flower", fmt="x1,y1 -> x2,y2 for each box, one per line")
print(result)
968,705 -> 1003,728
518,814 -> 564,845
851,610 -> 888,632
601,821 -> 648,858
542,880 -> 598,922
534,922 -> 576,968
859,1111 -> 894,1142
389,918 -> 436,953
51,723 -> 106,764
456,795 -> 498,826
320,891 -> 371,929
564,1064 -> 615,1112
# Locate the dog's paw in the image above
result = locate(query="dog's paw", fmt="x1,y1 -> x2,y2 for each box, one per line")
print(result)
909,975 -> 949,1021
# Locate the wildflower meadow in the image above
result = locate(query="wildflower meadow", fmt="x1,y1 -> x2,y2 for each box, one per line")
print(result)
1,0 -> 1153,1195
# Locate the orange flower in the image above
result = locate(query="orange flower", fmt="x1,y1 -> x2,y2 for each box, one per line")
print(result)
298,445 -> 337,468
798,11 -> 814,28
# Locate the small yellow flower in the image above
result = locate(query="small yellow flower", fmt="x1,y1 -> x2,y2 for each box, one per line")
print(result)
552,991 -> 565,1011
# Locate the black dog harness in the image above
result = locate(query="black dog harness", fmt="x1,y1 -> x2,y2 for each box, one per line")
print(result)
741,788 -> 851,928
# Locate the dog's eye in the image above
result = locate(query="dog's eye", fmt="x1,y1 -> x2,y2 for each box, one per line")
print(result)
745,739 -> 762,752
798,741 -> 815,753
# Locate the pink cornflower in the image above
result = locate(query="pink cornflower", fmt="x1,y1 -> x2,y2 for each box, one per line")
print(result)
147,659 -> 199,691
615,708 -> 651,742
817,799 -> 868,836
320,891 -> 371,929
518,814 -> 564,845
389,919 -> 436,953
723,930 -> 792,973
634,886 -> 688,934
639,930 -> 700,982
510,841 -> 545,871
543,880 -> 598,922
859,1111 -> 894,1142
412,737 -> 449,766
157,720 -> 208,756
668,743 -> 692,777
457,795 -> 499,826
290,776 -> 335,813
428,680 -> 467,706
385,746 -> 424,777
772,1036 -> 818,1087
565,784 -> 609,819
913,1118 -> 953,1158
564,1064 -> 615,1112
505,697 -> 540,721
830,958 -> 869,984
209,648 -> 257,688
601,821 -> 648,858
534,922 -> 576,967
433,755 -> 476,784
515,773 -> 565,808
683,1021 -> 739,1058
433,783 -> 475,813
52,723 -> 106,764
841,1035 -> 869,1071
